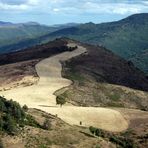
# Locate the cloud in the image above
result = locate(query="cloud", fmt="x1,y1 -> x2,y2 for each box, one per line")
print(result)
0,3 -> 28,11
53,8 -> 60,12
0,0 -> 147,16
0,0 -> 41,11
0,0 -> 27,5
82,2 -> 144,15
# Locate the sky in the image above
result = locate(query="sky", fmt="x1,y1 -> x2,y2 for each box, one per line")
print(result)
0,0 -> 148,25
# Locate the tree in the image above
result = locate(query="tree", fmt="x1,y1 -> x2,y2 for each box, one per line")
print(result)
56,96 -> 66,107
5,114 -> 17,135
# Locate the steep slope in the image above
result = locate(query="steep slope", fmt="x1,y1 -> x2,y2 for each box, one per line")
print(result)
62,40 -> 148,91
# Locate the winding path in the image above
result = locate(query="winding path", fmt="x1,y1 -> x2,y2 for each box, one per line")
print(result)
0,43 -> 128,132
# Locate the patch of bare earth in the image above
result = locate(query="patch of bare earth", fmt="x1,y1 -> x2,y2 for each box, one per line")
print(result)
0,60 -> 39,91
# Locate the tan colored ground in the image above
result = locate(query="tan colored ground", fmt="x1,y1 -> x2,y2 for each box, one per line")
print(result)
0,59 -> 39,91
39,106 -> 128,132
0,43 -> 128,132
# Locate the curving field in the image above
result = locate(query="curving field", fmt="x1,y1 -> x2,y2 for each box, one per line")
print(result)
0,43 -> 128,132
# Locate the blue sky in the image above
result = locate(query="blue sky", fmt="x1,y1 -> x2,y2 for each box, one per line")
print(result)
0,0 -> 148,25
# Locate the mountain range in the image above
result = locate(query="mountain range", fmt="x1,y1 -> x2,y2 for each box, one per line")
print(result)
44,13 -> 148,74
0,13 -> 148,75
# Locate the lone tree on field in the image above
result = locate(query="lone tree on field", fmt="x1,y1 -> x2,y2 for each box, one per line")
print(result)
56,96 -> 66,107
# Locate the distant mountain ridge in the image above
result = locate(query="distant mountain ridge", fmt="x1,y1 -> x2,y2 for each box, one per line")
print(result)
0,21 -> 80,54
0,13 -> 148,74
0,21 -> 43,27
51,23 -> 80,28
0,21 -> 13,26
0,21 -> 55,52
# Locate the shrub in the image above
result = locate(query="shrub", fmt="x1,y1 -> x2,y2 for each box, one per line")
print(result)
22,104 -> 28,112
95,129 -> 105,138
89,126 -> 97,135
42,119 -> 52,130
109,135 -> 136,148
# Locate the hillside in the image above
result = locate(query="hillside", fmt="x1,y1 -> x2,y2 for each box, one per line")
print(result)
56,39 -> 148,110
0,38 -> 148,107
0,39 -> 148,148
5,13 -> 148,74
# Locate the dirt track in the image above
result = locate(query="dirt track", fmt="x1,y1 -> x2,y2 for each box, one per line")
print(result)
0,43 -> 128,132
